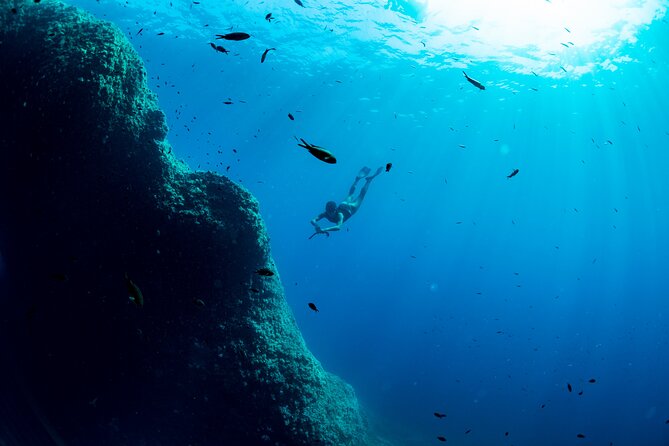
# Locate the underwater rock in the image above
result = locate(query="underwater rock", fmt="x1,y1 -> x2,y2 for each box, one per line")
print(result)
0,1 -> 376,445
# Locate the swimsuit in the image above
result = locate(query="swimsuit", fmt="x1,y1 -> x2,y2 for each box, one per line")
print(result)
337,203 -> 353,221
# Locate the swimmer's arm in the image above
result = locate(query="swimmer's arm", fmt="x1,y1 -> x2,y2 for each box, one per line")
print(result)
320,213 -> 344,232
311,213 -> 326,227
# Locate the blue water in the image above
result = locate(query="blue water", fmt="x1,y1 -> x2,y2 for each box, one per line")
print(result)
64,0 -> 669,444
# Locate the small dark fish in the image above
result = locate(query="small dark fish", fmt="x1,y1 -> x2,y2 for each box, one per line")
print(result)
385,162 -> 392,172
565,27 -> 571,33
261,47 -> 276,63
136,28 -> 143,35
436,437 -> 446,442
505,432 -> 509,436
209,43 -> 229,54
288,113 -> 294,120
308,302 -> 319,312
578,390 -> 583,395
249,287 -> 260,293
193,298 -> 205,307
296,137 -> 336,164
216,32 -> 250,41
665,419 -> 669,424
463,71 -> 485,90
124,273 -> 144,308
464,429 -> 471,434
577,434 -> 585,438
265,13 -> 273,22
567,383 -> 573,392
560,66 -> 567,73
588,378 -> 596,383
561,42 -> 569,48
606,140 -> 613,145
156,32 -> 165,35
433,412 -> 446,419
223,101 -> 233,105
507,168 -> 519,179
49,273 -> 69,282
472,26 -> 479,30
255,268 -> 274,276
294,0 -> 305,6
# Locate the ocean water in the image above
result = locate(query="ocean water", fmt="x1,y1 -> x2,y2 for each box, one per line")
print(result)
45,0 -> 669,444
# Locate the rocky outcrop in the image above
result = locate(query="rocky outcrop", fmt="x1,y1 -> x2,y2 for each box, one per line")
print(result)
0,1 -> 373,444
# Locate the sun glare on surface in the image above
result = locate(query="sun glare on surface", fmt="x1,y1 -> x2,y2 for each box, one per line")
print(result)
418,0 -> 667,76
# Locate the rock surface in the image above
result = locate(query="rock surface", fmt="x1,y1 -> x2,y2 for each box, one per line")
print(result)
0,1 -> 373,444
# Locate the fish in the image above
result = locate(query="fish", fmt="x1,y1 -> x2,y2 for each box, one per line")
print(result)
265,13 -> 273,22
433,412 -> 446,418
507,168 -> 519,179
560,66 -> 567,73
156,32 -> 165,35
136,28 -> 143,35
255,268 -> 275,276
295,137 -> 337,164
588,378 -> 596,383
294,0 -> 305,6
308,302 -> 319,312
249,287 -> 260,293
567,383 -> 572,392
124,273 -> 144,308
465,429 -> 471,434
561,42 -> 569,48
385,162 -> 392,172
437,437 -> 446,442
577,434 -> 585,438
193,298 -> 205,307
209,43 -> 229,54
565,27 -> 571,33
216,32 -> 250,41
261,47 -> 276,63
288,113 -> 294,120
49,273 -> 69,282
463,71 -> 485,90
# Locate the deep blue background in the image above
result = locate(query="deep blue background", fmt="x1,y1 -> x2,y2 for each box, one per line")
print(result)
60,0 -> 669,444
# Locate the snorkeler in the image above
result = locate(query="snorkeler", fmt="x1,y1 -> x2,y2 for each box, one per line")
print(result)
309,166 -> 383,238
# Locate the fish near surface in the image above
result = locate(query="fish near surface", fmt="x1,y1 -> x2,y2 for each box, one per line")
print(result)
216,32 -> 250,41
463,71 -> 485,90
209,42 -> 229,54
507,168 -> 519,178
296,137 -> 336,164
261,48 -> 276,63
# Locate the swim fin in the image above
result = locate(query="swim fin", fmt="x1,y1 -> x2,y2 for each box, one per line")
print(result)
356,166 -> 371,180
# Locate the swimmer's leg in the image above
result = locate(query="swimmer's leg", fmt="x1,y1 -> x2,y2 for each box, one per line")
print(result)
346,167 -> 371,201
350,166 -> 383,209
